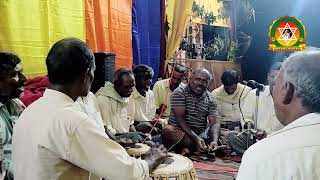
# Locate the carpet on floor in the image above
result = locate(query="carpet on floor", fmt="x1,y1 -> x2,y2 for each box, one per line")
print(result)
191,156 -> 241,180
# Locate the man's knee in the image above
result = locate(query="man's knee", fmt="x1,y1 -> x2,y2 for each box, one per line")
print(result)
161,124 -> 184,149
180,134 -> 196,151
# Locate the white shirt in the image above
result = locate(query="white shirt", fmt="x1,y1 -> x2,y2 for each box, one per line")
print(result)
75,92 -> 104,129
129,88 -> 156,122
237,113 -> 320,180
12,89 -> 149,180
212,84 -> 251,123
152,79 -> 172,117
241,86 -> 284,134
96,83 -> 135,134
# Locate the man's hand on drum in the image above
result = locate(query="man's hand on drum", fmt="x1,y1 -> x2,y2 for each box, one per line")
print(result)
142,143 -> 169,171
195,136 -> 207,152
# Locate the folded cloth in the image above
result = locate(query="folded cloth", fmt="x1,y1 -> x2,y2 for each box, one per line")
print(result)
20,76 -> 49,106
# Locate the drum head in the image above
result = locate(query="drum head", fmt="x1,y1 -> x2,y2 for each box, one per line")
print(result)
127,143 -> 150,157
151,153 -> 193,176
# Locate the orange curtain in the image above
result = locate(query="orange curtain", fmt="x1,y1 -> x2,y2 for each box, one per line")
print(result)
85,0 -> 133,69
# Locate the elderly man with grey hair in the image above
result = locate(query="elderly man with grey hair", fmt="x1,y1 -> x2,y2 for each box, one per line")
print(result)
237,48 -> 320,180
161,68 -> 220,155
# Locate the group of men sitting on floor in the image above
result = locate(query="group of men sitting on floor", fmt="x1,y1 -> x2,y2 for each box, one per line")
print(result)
1,38 -> 320,180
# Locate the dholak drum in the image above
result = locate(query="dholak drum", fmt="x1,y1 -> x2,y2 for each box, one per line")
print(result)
126,143 -> 151,158
150,153 -> 198,180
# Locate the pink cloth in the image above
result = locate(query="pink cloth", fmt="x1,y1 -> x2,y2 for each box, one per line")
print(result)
20,76 -> 49,106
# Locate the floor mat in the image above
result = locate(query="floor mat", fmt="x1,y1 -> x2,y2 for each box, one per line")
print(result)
191,156 -> 240,180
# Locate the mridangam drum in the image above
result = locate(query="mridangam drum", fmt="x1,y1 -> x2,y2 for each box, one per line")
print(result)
150,153 -> 198,180
126,143 -> 151,158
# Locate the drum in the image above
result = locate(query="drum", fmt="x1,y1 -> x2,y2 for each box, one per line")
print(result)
150,153 -> 198,180
126,143 -> 151,158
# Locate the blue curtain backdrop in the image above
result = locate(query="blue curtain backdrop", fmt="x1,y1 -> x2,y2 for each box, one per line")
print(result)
132,0 -> 161,82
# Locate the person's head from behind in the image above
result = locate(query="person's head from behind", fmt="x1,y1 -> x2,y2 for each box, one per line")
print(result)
46,38 -> 95,99
268,62 -> 282,93
221,70 -> 240,95
133,64 -> 154,93
272,47 -> 320,126
189,68 -> 212,96
169,64 -> 186,91
113,68 -> 135,98
0,52 -> 27,103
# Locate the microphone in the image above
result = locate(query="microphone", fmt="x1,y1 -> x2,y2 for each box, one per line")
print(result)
244,80 -> 265,91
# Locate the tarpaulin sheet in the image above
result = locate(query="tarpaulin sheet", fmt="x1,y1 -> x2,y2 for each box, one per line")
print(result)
132,0 -> 160,81
0,0 -> 85,77
85,0 -> 133,69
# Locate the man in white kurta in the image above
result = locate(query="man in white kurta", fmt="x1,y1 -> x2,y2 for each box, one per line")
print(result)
12,38 -> 150,180
13,89 -> 149,180
237,48 -> 320,180
129,88 -> 156,123
212,83 -> 251,125
96,82 -> 135,135
228,86 -> 284,156
75,92 -> 104,128
240,86 -> 284,134
227,62 -> 284,156
153,79 -> 173,117
237,113 -> 320,180
96,68 -> 146,142
212,70 -> 251,131
240,62 -> 284,134
131,65 -> 158,134
153,64 -> 186,117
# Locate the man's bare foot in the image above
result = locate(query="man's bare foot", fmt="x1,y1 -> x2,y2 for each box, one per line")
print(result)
180,148 -> 190,156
